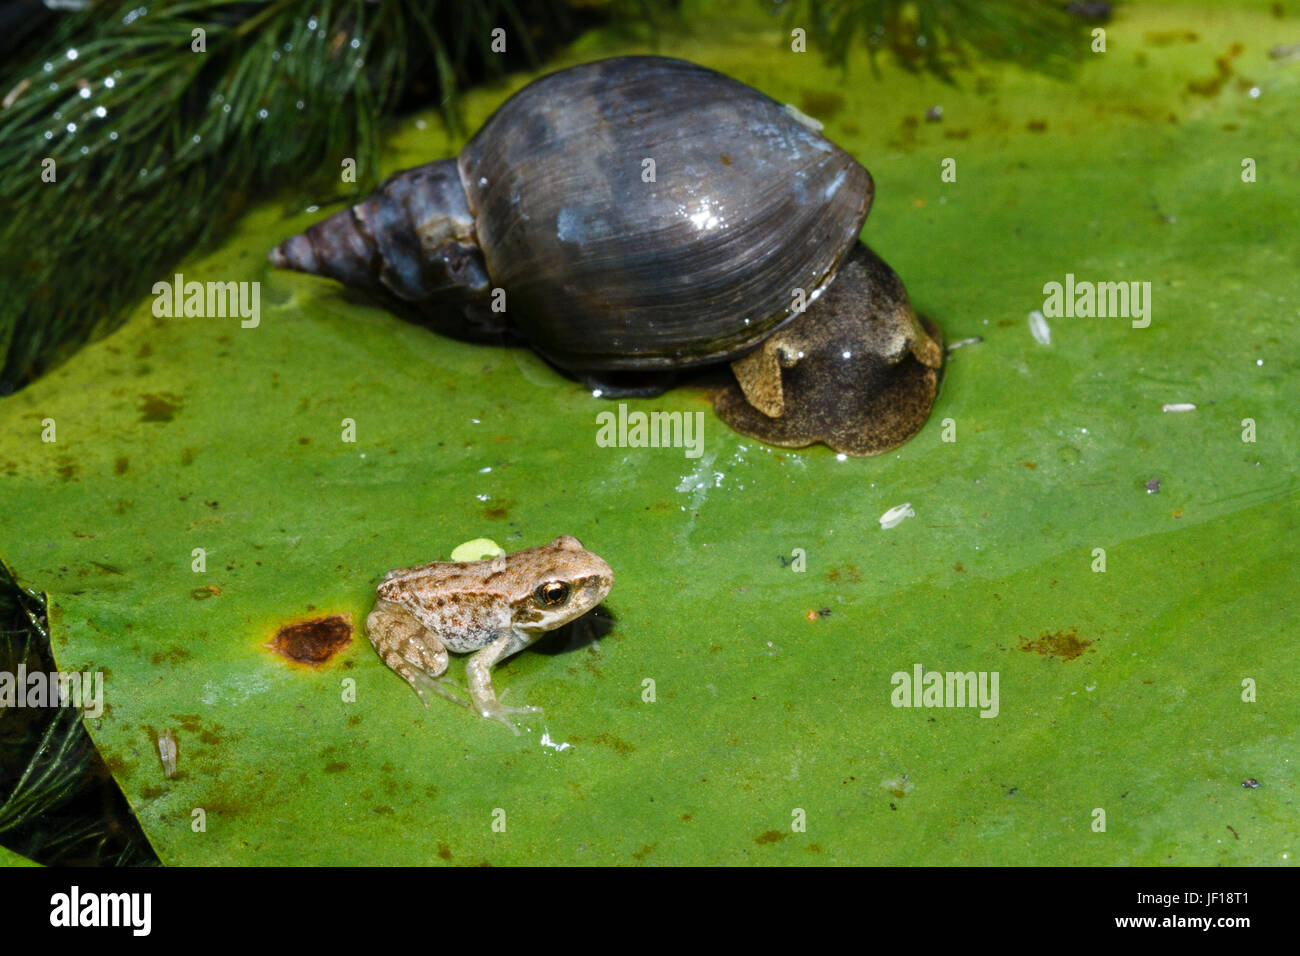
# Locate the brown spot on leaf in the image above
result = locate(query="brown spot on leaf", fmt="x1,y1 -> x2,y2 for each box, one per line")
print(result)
191,585 -> 221,600
799,89 -> 844,119
579,732 -> 634,756
632,843 -> 657,861
1145,29 -> 1199,46
438,843 -> 453,860
754,830 -> 787,845
1187,44 -> 1244,97
138,392 -> 183,422
114,456 -> 129,475
266,614 -> 353,667
1019,627 -> 1093,661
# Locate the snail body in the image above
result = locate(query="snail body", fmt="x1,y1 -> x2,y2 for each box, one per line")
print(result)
270,55 -> 942,455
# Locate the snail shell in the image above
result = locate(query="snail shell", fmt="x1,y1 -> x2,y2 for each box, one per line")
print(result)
270,55 -> 872,372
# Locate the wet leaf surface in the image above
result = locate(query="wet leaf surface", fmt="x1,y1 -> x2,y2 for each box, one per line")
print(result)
0,2 -> 1295,863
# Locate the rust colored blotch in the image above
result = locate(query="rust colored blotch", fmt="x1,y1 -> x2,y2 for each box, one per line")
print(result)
268,614 -> 353,666
438,843 -> 453,861
754,830 -> 787,845
1019,627 -> 1093,661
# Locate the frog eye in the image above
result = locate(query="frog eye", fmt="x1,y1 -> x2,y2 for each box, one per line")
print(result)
533,580 -> 570,608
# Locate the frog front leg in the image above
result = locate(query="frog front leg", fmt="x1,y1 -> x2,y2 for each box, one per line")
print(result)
365,599 -> 470,709
465,626 -> 545,734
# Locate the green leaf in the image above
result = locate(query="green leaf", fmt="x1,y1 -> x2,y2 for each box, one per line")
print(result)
0,2 -> 1295,864
0,844 -> 41,867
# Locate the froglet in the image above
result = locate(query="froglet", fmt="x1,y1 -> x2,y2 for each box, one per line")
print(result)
365,536 -> 614,732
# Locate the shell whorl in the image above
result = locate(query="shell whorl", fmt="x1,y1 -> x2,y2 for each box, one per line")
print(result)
268,158 -> 490,306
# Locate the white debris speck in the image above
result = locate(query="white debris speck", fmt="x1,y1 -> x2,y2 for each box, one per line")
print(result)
782,103 -> 823,131
1028,310 -> 1051,346
157,730 -> 178,778
539,732 -> 571,752
879,503 -> 915,529
946,336 -> 983,353
1162,403 -> 1196,413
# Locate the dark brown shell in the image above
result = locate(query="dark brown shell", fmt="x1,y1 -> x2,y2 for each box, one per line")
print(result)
456,56 -> 872,371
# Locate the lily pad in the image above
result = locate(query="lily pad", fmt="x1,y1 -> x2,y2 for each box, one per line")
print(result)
0,845 -> 40,867
0,1 -> 1295,864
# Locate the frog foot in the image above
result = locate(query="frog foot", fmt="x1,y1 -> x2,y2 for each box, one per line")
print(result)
408,671 -> 471,709
478,690 -> 543,735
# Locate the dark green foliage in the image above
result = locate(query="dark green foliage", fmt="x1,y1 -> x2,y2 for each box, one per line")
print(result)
0,0 -> 594,393
0,560 -> 156,865
779,0 -> 1095,80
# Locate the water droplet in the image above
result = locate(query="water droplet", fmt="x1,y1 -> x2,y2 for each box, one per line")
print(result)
78,87 -> 90,99
94,106 -> 106,118
66,48 -> 78,61
104,77 -> 115,89
65,122 -> 76,133
257,108 -> 268,120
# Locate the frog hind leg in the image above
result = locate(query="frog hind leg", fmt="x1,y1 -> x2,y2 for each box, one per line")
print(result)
465,627 -> 545,735
365,600 -> 469,709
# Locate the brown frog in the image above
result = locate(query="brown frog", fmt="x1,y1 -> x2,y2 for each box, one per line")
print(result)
365,536 -> 614,733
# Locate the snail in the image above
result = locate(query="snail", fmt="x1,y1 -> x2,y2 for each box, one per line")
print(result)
269,55 -> 943,455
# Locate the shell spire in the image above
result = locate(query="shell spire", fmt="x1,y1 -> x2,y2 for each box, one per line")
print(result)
269,158 -> 490,306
